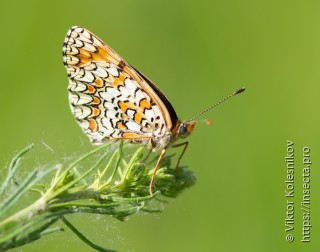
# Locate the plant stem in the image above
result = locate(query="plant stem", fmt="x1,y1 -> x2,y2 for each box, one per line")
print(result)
0,143 -> 196,251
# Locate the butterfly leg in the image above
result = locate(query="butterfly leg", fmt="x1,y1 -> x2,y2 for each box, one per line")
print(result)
171,141 -> 189,174
149,148 -> 166,195
142,149 -> 152,163
142,139 -> 155,163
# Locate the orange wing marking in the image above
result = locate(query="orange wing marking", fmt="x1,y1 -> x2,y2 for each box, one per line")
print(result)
139,98 -> 151,111
112,72 -> 126,87
118,101 -> 135,113
77,47 -> 108,66
92,97 -> 100,105
88,118 -> 98,131
121,113 -> 129,120
121,133 -> 152,139
134,112 -> 144,124
116,121 -> 127,130
86,84 -> 96,93
94,78 -> 103,87
91,107 -> 100,117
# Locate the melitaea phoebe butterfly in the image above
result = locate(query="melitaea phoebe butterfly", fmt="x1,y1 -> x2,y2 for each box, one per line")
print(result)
63,26 -> 245,195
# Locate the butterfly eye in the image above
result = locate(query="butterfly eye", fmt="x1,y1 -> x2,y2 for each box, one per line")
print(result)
178,124 -> 189,138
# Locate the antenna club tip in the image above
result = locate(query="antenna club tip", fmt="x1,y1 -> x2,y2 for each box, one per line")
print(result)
235,87 -> 246,95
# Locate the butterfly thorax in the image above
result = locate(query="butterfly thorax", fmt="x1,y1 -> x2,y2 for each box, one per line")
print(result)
148,120 -> 196,151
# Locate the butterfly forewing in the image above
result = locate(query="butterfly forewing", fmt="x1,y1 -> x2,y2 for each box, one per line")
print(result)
63,26 -> 178,146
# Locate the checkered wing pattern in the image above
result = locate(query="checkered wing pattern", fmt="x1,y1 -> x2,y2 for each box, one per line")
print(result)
63,26 -> 178,147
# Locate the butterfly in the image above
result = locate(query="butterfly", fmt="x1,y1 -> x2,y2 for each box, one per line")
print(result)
63,26 -> 245,195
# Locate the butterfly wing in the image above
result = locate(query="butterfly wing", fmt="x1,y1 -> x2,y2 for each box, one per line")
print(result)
63,26 -> 178,145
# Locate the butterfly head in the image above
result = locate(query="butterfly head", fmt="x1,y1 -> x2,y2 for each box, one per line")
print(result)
177,121 -> 196,139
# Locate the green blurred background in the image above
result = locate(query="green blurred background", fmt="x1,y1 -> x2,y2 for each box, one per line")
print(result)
1,0 -> 319,251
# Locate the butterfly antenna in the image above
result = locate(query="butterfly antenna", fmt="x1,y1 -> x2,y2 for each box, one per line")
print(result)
187,87 -> 245,122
